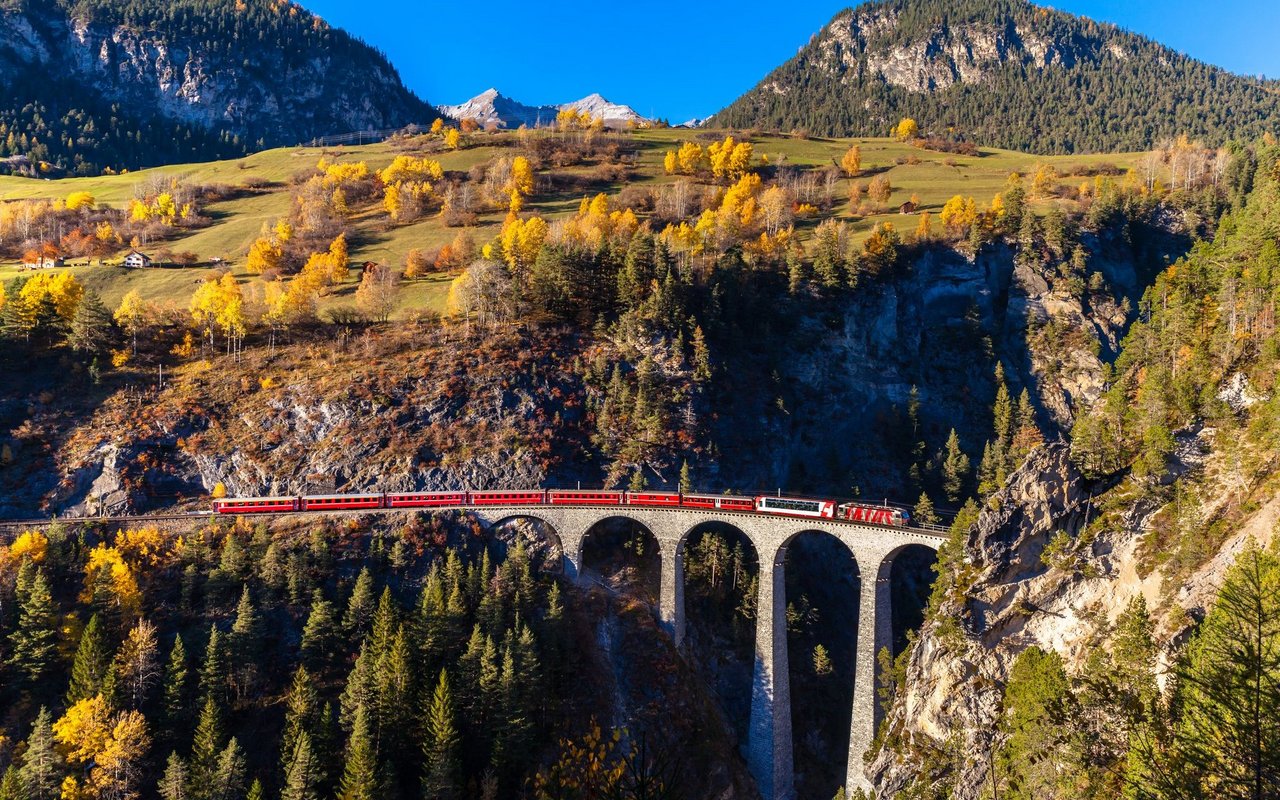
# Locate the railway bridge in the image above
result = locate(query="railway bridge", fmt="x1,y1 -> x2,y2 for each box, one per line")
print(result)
465,504 -> 945,800
1,504 -> 943,799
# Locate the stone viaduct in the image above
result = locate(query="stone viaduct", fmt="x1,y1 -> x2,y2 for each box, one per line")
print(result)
465,504 -> 945,800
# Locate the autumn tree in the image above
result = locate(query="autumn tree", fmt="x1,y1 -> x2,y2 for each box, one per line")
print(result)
893,117 -> 920,141
355,262 -> 400,323
840,145 -> 862,177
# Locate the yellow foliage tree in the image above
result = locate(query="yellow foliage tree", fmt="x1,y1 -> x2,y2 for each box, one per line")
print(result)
328,234 -> 350,283
499,215 -> 549,273
378,155 -> 444,185
939,195 -> 978,232
916,211 -> 933,241
663,151 -> 677,175
66,192 -> 95,211
82,545 -> 142,619
11,530 -> 48,563
676,141 -> 706,174
114,290 -> 150,353
840,145 -> 862,177
894,117 -> 920,141
20,271 -> 85,322
707,136 -> 753,181
246,236 -> 283,275
430,118 -> 445,135
445,128 -> 461,150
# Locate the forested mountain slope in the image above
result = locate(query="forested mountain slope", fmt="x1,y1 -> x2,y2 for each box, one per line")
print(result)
716,0 -> 1280,153
870,139 -> 1280,800
0,0 -> 434,175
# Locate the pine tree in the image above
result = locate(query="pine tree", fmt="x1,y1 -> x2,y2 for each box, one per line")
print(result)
344,568 -> 376,639
18,707 -> 62,800
67,613 -> 109,704
211,738 -> 246,800
339,642 -> 374,734
993,362 -> 1014,454
941,428 -> 971,503
190,696 -> 225,788
228,586 -> 261,698
300,589 -> 338,670
422,670 -> 460,800
812,644 -> 834,676
1132,544 -> 1280,797
679,460 -> 693,494
914,493 -> 939,526
0,767 -> 22,800
281,666 -> 318,779
281,731 -> 319,800
66,290 -> 115,353
164,634 -> 190,728
338,704 -> 380,800
8,566 -> 57,685
197,627 -> 228,709
246,778 -> 264,800
374,627 -> 413,761
368,587 -> 397,661
158,752 -> 189,800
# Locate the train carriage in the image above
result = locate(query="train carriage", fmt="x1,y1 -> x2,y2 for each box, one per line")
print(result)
681,493 -> 755,511
384,491 -> 468,508
468,490 -> 547,505
625,491 -> 682,507
547,490 -> 624,506
212,497 -> 300,514
301,494 -> 383,511
755,495 -> 836,519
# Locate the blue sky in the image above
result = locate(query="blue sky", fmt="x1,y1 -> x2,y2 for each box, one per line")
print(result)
301,0 -> 1280,124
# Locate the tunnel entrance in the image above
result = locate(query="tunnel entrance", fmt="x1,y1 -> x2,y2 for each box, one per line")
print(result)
681,521 -> 760,742
783,531 -> 859,800
580,516 -> 661,605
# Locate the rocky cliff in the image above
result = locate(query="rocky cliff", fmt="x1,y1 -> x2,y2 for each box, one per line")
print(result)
867,429 -> 1280,797
0,0 -> 434,172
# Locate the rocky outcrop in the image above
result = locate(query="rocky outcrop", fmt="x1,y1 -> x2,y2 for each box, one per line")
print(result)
867,427 -> 1280,797
0,0 -> 433,151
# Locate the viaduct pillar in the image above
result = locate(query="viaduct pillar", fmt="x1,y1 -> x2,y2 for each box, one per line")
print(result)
746,547 -> 795,800
846,547 -> 895,796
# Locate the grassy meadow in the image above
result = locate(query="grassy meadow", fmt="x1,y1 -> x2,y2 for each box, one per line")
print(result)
0,128 -> 1146,316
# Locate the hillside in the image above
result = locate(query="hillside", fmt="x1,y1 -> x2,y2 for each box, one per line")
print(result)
715,0 -> 1280,153
0,0 -> 435,175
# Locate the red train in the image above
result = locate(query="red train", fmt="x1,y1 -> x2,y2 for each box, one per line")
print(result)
212,489 -> 911,527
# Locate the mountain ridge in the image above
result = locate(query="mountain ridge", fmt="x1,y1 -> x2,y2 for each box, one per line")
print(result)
714,0 -> 1280,153
0,0 -> 435,174
439,87 -> 646,128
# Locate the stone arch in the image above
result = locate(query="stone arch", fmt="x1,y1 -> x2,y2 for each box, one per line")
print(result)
486,514 -> 567,575
777,529 -> 862,800
680,520 -> 762,741
580,515 -> 662,605
878,542 -> 940,659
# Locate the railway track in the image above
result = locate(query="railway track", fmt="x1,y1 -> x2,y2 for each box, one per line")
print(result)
0,504 -> 950,541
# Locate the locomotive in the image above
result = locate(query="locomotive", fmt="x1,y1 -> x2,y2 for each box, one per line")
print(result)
212,489 -> 911,527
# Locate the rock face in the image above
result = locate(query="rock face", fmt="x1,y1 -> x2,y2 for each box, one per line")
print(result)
867,428 -> 1280,797
440,88 -> 647,129
0,0 -> 433,153
711,227 -> 1169,498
